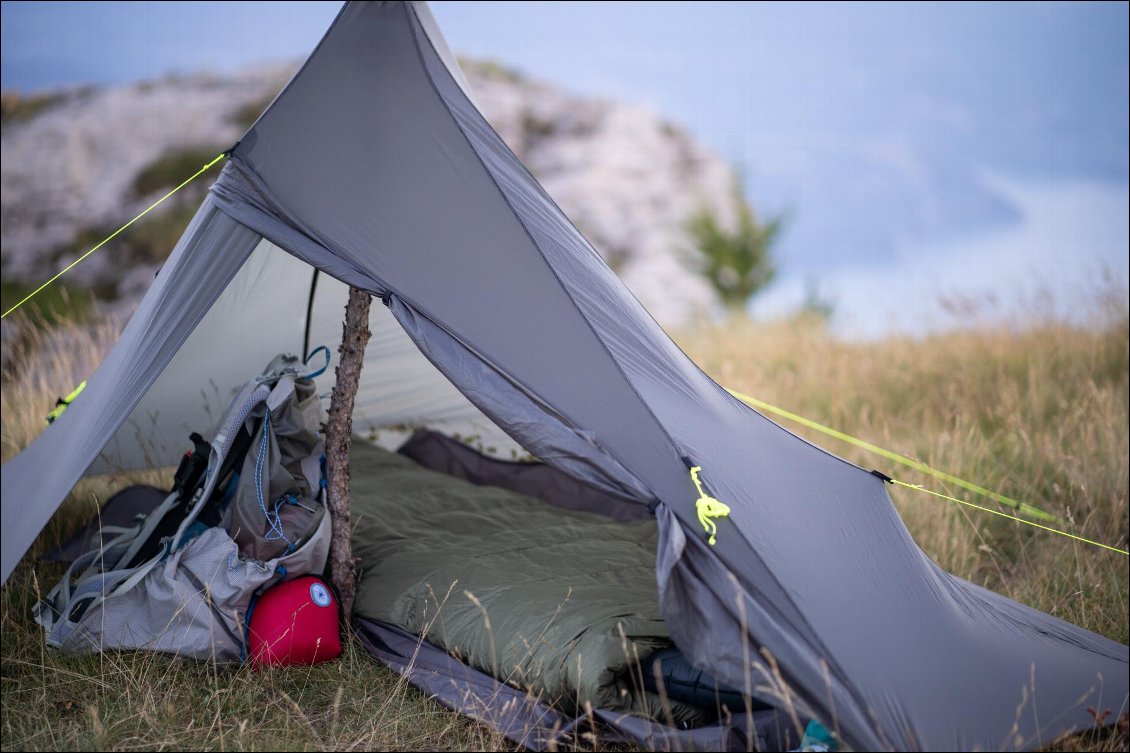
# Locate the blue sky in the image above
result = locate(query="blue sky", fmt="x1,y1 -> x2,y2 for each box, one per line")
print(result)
2,1 -> 1127,336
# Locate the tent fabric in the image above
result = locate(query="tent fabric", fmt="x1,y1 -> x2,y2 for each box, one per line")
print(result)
2,2 -> 1125,750
1,197 -> 260,580
92,239 -> 516,475
398,428 -> 651,522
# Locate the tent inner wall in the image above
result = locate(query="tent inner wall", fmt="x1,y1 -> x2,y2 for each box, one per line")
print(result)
94,238 -> 518,475
1,197 -> 261,583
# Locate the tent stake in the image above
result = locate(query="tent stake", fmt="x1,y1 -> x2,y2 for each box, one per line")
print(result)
324,285 -> 372,618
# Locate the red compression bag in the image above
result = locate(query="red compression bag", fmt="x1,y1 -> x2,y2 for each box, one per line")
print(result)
247,575 -> 342,667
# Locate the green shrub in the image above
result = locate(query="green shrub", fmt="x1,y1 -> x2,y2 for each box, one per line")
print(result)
687,181 -> 780,312
50,201 -> 199,280
0,90 -> 63,126
229,93 -> 276,130
457,57 -> 524,83
132,145 -> 227,197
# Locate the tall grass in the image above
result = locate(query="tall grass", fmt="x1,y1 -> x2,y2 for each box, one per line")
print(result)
677,294 -> 1128,645
1,284 -> 1126,751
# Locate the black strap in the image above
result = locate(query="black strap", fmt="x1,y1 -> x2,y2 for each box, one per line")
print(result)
196,426 -> 254,527
171,432 -> 210,494
302,268 -> 320,361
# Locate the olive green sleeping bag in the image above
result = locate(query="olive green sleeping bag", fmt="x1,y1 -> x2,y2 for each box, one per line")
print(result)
349,440 -> 709,725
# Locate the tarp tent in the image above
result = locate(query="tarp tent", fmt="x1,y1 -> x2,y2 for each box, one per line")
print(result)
2,2 -> 1126,750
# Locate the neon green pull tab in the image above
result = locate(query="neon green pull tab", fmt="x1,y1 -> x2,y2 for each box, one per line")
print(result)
691,465 -> 730,546
46,380 -> 86,425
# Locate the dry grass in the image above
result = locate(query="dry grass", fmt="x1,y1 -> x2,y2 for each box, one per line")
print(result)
1,283 -> 1127,751
677,296 -> 1128,645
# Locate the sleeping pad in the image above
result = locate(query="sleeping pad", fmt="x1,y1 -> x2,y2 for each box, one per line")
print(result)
349,439 -> 713,725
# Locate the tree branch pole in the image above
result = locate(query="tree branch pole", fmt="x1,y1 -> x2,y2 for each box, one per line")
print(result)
323,286 -> 372,618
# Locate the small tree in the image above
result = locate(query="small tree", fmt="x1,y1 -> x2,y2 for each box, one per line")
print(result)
687,181 -> 780,314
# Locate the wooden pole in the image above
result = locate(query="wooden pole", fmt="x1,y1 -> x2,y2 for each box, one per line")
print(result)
323,286 -> 372,618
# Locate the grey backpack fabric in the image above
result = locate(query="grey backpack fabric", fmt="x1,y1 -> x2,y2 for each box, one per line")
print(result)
34,353 -> 331,662
223,358 -> 327,562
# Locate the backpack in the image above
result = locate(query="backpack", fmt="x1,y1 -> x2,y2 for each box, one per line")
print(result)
34,351 -> 333,662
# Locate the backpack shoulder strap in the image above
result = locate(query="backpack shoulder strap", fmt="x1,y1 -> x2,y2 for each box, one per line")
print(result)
34,490 -> 182,632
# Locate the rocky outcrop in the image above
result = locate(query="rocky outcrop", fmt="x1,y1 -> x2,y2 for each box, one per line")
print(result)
2,59 -> 741,324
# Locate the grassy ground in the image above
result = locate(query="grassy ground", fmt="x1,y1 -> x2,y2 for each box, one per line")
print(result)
1,290 -> 1127,751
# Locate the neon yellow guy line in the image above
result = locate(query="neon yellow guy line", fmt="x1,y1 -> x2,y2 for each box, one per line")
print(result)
725,388 -> 1124,555
725,387 -> 1058,523
2,152 -> 227,320
890,480 -> 1127,556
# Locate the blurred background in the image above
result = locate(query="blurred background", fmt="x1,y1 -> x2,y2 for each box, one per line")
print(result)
2,0 -> 1127,337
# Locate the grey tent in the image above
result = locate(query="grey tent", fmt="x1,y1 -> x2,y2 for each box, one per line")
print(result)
2,2 -> 1126,750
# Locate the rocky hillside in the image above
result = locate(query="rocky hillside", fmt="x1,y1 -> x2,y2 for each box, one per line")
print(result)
1,58 -> 740,324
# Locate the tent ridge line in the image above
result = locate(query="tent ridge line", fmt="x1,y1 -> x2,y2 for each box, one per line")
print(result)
404,0 -> 687,505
